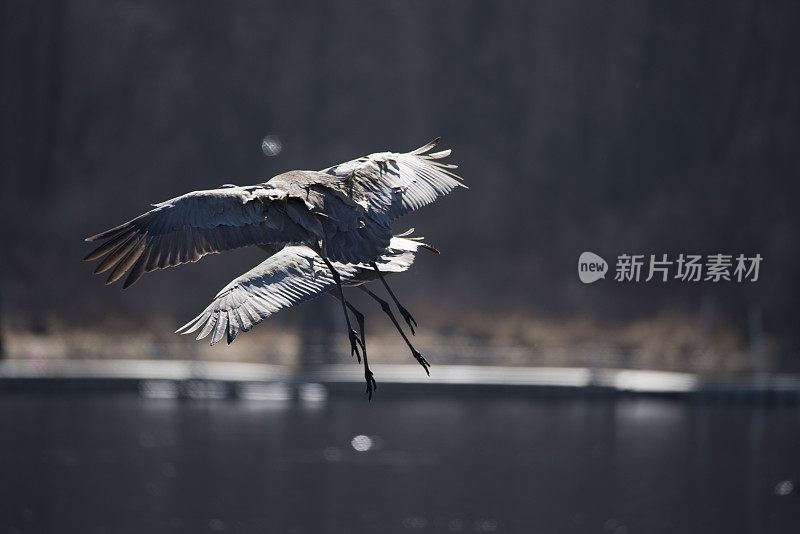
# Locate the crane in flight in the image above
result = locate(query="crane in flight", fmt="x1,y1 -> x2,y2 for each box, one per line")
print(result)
84,138 -> 464,369
177,232 -> 437,398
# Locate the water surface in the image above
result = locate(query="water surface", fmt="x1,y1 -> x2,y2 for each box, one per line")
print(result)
1,393 -> 799,533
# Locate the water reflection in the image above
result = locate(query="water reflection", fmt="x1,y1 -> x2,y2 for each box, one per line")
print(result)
0,394 -> 798,533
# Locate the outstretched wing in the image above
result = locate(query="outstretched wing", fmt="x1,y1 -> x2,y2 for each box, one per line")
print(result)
320,138 -> 466,225
176,246 -> 362,345
179,232 -> 438,346
83,186 -> 312,288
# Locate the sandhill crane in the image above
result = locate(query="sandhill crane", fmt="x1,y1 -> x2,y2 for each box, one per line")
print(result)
84,138 -> 464,362
176,232 -> 437,398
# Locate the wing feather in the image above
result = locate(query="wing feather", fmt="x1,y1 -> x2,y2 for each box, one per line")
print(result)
84,187 -> 314,287
93,233 -> 138,274
123,246 -> 151,289
106,236 -> 147,284
197,309 -> 216,340
83,229 -> 137,261
210,310 -> 228,346
320,138 -> 466,225
178,246 -> 361,345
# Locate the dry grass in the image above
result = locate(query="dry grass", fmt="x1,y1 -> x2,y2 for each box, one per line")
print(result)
1,310 -> 772,376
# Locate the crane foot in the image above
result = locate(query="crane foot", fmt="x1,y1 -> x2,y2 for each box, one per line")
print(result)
349,329 -> 364,363
411,350 -> 430,375
364,369 -> 377,401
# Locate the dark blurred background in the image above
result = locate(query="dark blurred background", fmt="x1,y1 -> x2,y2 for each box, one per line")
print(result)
1,0 -> 800,368
4,3 -> 800,533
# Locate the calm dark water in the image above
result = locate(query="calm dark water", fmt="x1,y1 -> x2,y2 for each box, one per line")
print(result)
1,393 -> 799,533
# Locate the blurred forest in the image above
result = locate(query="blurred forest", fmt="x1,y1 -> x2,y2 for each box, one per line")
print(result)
1,0 -> 799,367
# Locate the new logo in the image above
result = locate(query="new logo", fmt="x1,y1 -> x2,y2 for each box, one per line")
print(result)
578,252 -> 608,284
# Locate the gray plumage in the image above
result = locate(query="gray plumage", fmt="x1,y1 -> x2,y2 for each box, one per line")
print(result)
84,138 -> 463,288
176,234 -> 435,346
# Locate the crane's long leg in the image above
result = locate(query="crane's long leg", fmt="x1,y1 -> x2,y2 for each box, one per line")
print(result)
346,301 -> 377,400
369,262 -> 417,335
327,292 -> 377,399
360,287 -> 430,375
319,255 -> 364,361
